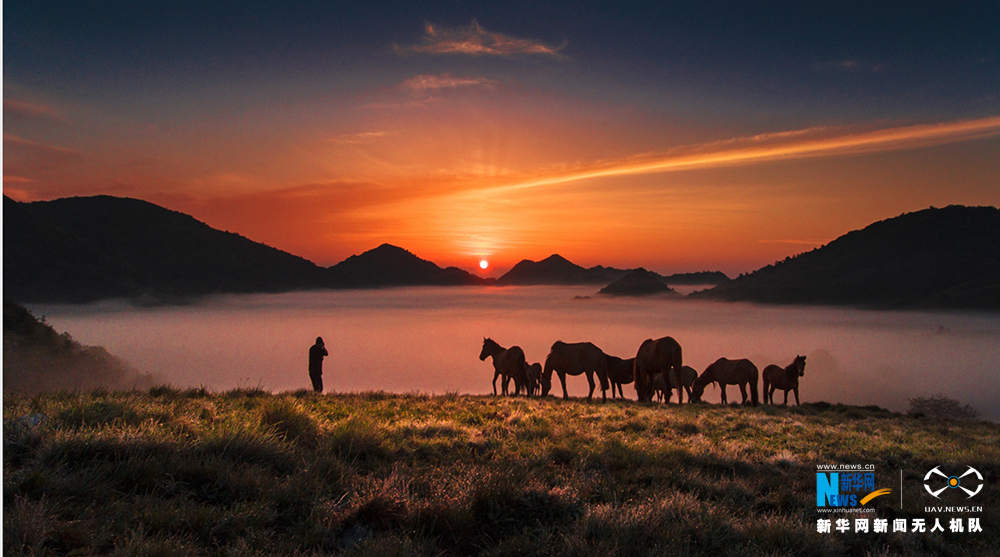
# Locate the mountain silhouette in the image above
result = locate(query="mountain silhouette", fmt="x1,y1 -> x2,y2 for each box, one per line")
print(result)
692,205 -> 1000,310
598,268 -> 681,297
496,254 -> 629,285
4,195 -> 329,302
4,195 -> 489,303
329,243 -> 489,288
660,271 -> 730,285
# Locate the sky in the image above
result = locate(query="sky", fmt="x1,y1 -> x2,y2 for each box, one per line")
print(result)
4,1 -> 999,277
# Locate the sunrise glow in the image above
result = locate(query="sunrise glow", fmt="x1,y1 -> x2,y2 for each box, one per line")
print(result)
5,6 -> 998,276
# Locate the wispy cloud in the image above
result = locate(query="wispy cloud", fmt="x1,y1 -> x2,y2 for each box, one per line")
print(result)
3,133 -> 83,158
394,19 -> 565,57
3,99 -> 71,124
493,116 -> 1000,192
401,73 -> 498,93
327,131 -> 390,144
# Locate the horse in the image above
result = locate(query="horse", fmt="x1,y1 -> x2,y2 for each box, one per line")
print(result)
524,362 -> 542,396
605,354 -> 635,399
690,358 -> 759,406
762,355 -> 806,405
651,365 -> 697,403
479,338 -> 528,396
633,337 -> 683,403
541,341 -> 610,402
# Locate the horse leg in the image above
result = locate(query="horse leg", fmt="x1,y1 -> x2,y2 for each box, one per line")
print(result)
493,371 -> 500,396
558,372 -> 569,400
585,372 -> 596,402
720,385 -> 728,405
739,383 -> 748,405
794,387 -> 800,406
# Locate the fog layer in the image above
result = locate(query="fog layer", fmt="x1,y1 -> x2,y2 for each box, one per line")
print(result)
31,286 -> 1000,420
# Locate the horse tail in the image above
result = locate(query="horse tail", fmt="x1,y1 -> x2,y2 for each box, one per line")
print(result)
750,364 -> 760,407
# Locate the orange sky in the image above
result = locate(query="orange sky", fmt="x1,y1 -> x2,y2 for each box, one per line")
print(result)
5,12 -> 1000,276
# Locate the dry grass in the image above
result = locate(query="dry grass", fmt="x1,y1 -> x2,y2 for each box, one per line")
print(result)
4,389 -> 998,556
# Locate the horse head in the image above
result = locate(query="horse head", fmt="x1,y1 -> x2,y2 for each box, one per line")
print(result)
795,355 -> 806,376
479,338 -> 496,361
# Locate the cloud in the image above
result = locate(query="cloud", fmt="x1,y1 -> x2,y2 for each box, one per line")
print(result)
394,19 -> 565,57
3,133 -> 83,159
327,131 -> 390,144
492,116 -> 1000,192
400,73 -> 498,93
3,99 -> 69,124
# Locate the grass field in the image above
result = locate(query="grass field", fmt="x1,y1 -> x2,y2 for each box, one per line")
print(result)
4,389 -> 998,556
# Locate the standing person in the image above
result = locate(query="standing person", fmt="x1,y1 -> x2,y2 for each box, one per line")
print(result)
308,337 -> 328,393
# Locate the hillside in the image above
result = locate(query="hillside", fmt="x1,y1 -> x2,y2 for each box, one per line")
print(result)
4,390 -> 997,556
496,254 -> 628,285
329,244 -> 489,288
693,206 -> 1000,310
598,268 -> 681,297
4,195 -> 329,302
3,196 -> 488,302
3,300 -> 159,393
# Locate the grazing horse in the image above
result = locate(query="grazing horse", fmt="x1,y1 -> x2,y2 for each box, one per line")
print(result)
651,365 -> 697,403
690,358 -> 759,406
524,362 -> 542,396
479,338 -> 528,396
542,341 -> 610,402
634,337 -> 683,403
762,355 -> 806,405
605,354 -> 635,399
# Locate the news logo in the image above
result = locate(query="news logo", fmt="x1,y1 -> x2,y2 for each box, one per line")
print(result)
817,465 -> 891,508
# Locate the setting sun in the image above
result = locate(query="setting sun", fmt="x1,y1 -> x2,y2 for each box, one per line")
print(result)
479,260 -> 489,270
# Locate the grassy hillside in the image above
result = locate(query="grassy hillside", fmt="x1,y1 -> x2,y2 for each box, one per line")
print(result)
4,390 -> 998,556
3,300 -> 159,393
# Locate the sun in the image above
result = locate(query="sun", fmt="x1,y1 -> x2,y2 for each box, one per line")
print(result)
479,260 -> 489,270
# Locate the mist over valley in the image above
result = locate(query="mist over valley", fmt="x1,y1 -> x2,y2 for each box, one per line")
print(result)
29,286 -> 1000,420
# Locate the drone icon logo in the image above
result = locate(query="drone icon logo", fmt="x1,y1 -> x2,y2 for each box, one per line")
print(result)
923,466 -> 983,499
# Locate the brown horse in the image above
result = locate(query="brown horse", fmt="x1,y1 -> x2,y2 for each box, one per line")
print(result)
605,354 -> 635,399
524,362 -> 542,396
634,337 -> 683,403
690,358 -> 759,406
541,341 -> 610,401
762,355 -> 806,405
651,365 -> 697,403
479,338 -> 528,396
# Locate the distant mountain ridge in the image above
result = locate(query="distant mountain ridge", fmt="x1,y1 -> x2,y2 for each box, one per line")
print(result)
9,195 -> 993,310
494,254 -> 629,286
328,244 -> 488,288
598,268 -> 681,297
3,195 -> 487,303
693,205 -> 1000,310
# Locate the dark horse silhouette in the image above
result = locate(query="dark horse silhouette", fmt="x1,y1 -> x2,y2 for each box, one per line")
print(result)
762,355 -> 806,405
542,341 -> 610,401
479,338 -> 528,396
651,365 -> 697,403
690,357 -> 759,406
634,337 -> 683,403
524,362 -> 542,396
605,354 -> 635,399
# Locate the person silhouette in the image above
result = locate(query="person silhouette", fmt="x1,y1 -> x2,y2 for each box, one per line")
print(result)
308,337 -> 328,392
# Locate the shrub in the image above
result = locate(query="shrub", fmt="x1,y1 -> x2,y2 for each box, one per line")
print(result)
907,394 -> 979,420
